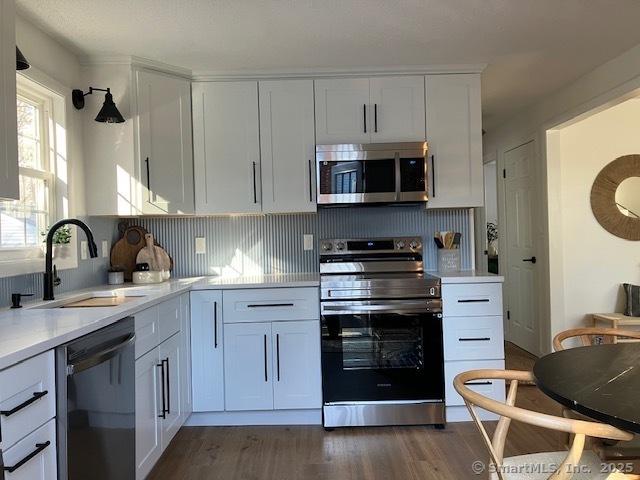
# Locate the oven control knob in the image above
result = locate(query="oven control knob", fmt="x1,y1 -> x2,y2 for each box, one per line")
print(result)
335,242 -> 345,251
321,242 -> 333,252
409,240 -> 420,249
396,240 -> 406,249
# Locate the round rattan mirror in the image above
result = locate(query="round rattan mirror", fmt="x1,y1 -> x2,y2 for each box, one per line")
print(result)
590,154 -> 640,241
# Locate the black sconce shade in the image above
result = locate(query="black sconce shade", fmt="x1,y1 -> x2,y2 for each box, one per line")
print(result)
16,46 -> 30,70
72,87 -> 125,123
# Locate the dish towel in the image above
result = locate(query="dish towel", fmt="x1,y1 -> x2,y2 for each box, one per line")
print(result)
623,283 -> 640,317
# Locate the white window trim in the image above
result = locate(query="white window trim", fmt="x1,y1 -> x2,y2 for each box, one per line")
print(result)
0,68 -> 78,278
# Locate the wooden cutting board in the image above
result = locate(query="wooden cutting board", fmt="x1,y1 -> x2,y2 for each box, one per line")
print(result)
110,224 -> 149,281
136,233 -> 172,272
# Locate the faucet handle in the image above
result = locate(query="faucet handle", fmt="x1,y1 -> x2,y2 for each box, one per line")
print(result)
53,265 -> 61,287
11,293 -> 34,309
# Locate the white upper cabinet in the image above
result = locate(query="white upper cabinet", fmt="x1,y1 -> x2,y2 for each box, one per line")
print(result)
314,78 -> 370,144
0,0 -> 19,200
192,81 -> 261,215
259,80 -> 316,213
136,69 -> 194,214
314,76 -> 425,145
369,76 -> 425,143
425,74 -> 483,208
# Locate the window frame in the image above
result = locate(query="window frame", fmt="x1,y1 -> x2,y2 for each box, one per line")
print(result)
0,71 -> 76,277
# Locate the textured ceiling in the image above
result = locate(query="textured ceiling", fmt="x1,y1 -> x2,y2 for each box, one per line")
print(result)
15,0 -> 640,131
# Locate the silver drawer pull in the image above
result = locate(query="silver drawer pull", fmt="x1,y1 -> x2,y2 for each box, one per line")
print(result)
458,337 -> 491,342
458,299 -> 490,303
247,303 -> 294,308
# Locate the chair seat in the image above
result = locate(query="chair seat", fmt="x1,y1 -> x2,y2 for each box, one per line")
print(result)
490,450 -> 621,479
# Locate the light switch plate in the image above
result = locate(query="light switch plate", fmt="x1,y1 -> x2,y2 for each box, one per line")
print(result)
303,234 -> 314,251
80,241 -> 88,260
195,237 -> 206,254
102,240 -> 109,258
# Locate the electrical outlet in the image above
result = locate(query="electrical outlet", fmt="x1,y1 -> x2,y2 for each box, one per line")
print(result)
195,237 -> 206,254
102,240 -> 109,258
303,234 -> 314,251
80,241 -> 88,260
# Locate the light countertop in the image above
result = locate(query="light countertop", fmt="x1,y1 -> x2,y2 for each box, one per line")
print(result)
428,270 -> 504,284
0,273 -> 319,371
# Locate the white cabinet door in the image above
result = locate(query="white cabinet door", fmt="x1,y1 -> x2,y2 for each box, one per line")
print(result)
135,347 -> 162,480
369,76 -> 425,143
425,74 -> 483,208
0,0 -> 19,200
314,78 -> 370,144
159,333 -> 181,448
259,80 -> 316,213
190,290 -> 224,412
224,322 -> 273,411
272,321 -> 322,410
136,69 -> 194,214
192,81 -> 261,214
179,293 -> 193,421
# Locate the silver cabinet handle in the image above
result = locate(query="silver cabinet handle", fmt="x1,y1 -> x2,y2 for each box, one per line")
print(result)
430,155 -> 436,198
164,357 -> 170,415
157,361 -> 166,419
145,157 -> 152,202
363,104 -> 367,133
374,103 -> 378,132
276,333 -> 280,382
308,160 -> 313,203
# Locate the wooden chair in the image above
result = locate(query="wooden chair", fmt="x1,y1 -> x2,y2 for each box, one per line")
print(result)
553,327 -> 640,351
553,328 -> 640,462
454,369 -> 638,479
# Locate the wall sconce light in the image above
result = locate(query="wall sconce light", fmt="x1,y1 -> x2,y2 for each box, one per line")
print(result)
72,87 -> 125,123
16,46 -> 30,70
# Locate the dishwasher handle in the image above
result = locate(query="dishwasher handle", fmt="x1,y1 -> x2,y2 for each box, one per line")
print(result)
67,333 -> 136,376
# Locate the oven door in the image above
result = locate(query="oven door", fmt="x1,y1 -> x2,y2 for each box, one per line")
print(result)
320,300 -> 443,403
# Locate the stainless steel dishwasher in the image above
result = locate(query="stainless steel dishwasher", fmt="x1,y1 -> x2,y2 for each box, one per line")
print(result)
56,317 -> 135,480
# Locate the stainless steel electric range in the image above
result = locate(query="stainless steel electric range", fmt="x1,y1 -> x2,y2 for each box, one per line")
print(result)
319,237 -> 445,428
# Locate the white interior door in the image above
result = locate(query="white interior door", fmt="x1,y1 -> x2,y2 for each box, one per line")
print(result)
504,141 -> 539,355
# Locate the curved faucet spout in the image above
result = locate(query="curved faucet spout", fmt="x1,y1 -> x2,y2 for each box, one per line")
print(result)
44,218 -> 98,301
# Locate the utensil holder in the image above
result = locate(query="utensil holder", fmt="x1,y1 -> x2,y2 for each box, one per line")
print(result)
438,249 -> 461,272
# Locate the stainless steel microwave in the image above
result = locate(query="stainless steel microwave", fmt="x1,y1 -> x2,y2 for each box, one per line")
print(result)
315,142 -> 429,206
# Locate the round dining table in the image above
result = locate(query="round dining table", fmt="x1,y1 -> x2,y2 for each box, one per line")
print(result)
533,342 -> 640,434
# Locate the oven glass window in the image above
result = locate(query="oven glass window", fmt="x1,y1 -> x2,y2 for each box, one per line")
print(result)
318,160 -> 395,195
400,157 -> 426,192
342,323 -> 424,370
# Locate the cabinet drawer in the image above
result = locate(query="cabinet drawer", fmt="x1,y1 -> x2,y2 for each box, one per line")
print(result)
443,316 -> 504,361
135,306 -> 159,359
223,288 -> 319,323
444,359 -> 505,407
0,351 -> 55,450
3,418 -> 56,480
158,296 -> 181,344
442,283 -> 502,317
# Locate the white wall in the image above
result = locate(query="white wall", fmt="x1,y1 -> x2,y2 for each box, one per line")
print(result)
483,42 -> 640,353
553,99 -> 640,331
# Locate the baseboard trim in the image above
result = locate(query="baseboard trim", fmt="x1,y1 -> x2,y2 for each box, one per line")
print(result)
185,409 -> 322,426
446,405 -> 498,422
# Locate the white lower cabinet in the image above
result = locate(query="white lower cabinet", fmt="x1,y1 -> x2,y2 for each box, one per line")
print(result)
2,418 -> 57,480
224,322 -> 274,411
191,287 -> 322,424
179,294 -> 193,422
135,294 -> 191,480
272,321 -> 322,410
190,290 -> 224,412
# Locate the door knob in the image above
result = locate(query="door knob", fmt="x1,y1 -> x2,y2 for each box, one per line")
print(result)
522,256 -> 537,264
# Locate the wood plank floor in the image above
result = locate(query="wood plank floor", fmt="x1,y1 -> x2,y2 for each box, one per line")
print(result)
149,343 -> 565,479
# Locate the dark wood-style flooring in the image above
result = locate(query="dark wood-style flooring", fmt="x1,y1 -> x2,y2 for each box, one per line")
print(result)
149,343 -> 565,479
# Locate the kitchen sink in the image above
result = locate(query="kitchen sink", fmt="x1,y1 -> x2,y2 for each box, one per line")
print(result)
32,287 -> 156,309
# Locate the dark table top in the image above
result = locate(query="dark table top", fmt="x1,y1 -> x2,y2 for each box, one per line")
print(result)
533,343 -> 640,434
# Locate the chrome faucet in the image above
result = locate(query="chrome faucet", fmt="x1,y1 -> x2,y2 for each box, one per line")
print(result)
43,219 -> 98,301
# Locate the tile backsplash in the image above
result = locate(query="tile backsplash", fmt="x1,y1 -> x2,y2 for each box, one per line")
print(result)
126,206 -> 473,277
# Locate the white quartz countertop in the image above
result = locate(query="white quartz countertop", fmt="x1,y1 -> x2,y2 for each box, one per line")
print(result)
0,273 -> 319,371
427,270 -> 504,284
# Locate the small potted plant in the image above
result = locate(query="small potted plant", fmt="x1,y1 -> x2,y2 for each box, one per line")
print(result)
487,222 -> 498,256
41,225 -> 72,259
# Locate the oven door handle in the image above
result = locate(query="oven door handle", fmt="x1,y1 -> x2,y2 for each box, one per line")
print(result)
321,303 -> 438,314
